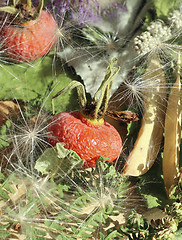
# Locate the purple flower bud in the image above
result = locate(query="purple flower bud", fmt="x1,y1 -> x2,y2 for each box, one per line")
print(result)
47,0 -> 100,25
43,0 -> 127,25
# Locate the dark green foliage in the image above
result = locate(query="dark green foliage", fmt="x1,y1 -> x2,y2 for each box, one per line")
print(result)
0,55 -> 79,113
0,120 -> 11,149
119,209 -> 150,239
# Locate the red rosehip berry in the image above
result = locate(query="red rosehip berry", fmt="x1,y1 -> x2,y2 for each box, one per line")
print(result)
0,9 -> 58,62
47,111 -> 122,168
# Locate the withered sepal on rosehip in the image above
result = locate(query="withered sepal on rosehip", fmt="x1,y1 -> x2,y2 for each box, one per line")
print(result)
47,58 -> 123,168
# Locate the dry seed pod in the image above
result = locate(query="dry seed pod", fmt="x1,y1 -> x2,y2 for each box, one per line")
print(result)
163,65 -> 181,197
123,56 -> 167,176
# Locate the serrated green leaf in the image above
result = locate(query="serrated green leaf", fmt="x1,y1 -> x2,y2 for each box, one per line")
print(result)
58,183 -> 69,198
34,228 -> 47,237
0,120 -> 11,149
3,182 -> 15,195
0,173 -> 5,182
76,212 -> 108,237
0,125 -> 7,135
0,224 -> 10,230
105,230 -> 120,240
34,147 -> 59,175
24,224 -> 48,240
35,143 -> 84,176
45,221 -> 65,231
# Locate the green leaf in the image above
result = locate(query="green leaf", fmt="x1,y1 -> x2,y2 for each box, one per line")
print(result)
152,0 -> 181,19
56,234 -> 76,240
0,224 -> 10,230
0,120 -> 11,149
0,174 -> 16,200
74,210 -> 108,237
0,55 -> 79,113
57,183 -> 70,199
0,173 -> 5,183
0,225 -> 10,239
25,226 -> 46,240
175,228 -> 182,239
0,188 -> 10,200
143,194 -> 161,209
35,143 -> 84,176
0,230 -> 10,238
104,230 -> 120,240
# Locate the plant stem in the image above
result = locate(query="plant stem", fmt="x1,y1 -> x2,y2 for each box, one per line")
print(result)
27,0 -> 32,9
93,58 -> 120,119
33,0 -> 44,19
51,81 -> 87,114
0,0 -> 44,21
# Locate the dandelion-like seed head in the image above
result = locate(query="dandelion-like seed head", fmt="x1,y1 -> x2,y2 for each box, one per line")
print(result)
81,187 -> 116,218
109,74 -> 146,111
27,129 -> 36,139
99,190 -> 113,209
71,163 -> 135,238
19,172 -> 48,193
8,107 -> 51,169
127,79 -> 141,96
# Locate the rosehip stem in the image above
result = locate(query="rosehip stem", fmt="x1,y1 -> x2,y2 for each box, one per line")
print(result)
32,0 -> 44,19
27,0 -> 32,10
0,0 -> 44,21
0,6 -> 17,15
9,0 -> 16,6
51,58 -> 120,118
52,81 -> 87,115
93,58 -> 120,119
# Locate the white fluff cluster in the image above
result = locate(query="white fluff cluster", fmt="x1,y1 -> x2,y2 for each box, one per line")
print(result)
147,20 -> 172,40
168,9 -> 182,31
134,21 -> 172,56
